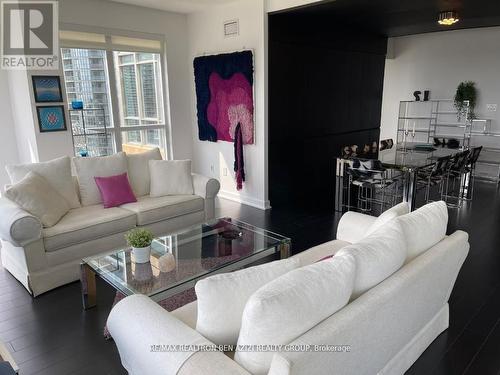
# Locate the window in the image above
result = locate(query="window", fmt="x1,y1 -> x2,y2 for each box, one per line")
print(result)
115,51 -> 165,156
60,31 -> 168,158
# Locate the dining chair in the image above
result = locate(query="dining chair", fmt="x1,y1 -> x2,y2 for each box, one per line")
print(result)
443,150 -> 471,208
416,155 -> 453,204
461,146 -> 483,201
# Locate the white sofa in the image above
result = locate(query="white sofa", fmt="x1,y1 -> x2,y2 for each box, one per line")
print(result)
107,202 -> 469,375
0,153 -> 220,296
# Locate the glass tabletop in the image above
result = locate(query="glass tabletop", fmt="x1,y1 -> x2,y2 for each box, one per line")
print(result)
81,218 -> 290,299
378,143 -> 464,170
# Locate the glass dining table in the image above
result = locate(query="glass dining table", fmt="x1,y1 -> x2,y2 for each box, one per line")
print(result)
335,143 -> 465,212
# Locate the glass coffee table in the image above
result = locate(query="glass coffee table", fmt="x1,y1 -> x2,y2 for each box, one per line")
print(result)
80,218 -> 291,309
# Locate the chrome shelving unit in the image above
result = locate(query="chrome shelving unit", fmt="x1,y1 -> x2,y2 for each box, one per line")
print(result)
69,107 -> 111,157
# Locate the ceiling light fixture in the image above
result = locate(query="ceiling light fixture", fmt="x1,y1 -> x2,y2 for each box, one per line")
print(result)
438,11 -> 459,26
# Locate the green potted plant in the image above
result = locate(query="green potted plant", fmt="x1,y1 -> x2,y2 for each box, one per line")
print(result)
454,81 -> 477,120
125,228 -> 154,264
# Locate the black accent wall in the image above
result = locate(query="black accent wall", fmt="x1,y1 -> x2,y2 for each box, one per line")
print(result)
268,13 -> 388,211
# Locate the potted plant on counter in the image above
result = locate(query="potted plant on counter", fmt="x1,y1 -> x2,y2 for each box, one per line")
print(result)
125,228 -> 154,264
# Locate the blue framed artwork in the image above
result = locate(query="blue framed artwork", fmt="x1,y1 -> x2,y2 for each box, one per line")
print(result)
32,75 -> 63,103
36,106 -> 67,133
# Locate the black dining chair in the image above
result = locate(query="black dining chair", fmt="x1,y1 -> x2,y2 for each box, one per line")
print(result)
460,146 -> 483,201
443,150 -> 471,208
416,155 -> 454,204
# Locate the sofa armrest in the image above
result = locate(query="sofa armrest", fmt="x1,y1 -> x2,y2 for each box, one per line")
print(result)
336,211 -> 377,244
0,197 -> 42,247
192,174 -> 220,220
108,295 -> 231,375
192,173 -> 220,199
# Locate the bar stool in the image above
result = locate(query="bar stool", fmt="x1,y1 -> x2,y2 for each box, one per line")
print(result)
345,158 -> 399,213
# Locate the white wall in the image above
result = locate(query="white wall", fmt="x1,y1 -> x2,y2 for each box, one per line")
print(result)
59,0 -> 193,160
381,27 -> 500,142
188,0 -> 269,209
0,70 -> 20,188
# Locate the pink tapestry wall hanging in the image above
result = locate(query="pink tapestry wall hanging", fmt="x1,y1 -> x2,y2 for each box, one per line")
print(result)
194,50 -> 254,144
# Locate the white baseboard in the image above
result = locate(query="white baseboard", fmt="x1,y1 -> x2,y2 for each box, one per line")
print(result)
217,190 -> 271,210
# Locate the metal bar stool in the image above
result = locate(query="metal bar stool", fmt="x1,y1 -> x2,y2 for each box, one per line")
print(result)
345,158 -> 400,213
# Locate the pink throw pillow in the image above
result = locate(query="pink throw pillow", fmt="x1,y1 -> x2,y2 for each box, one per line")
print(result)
94,173 -> 137,208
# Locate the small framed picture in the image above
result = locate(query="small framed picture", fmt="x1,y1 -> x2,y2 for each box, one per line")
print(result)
32,75 -> 63,103
36,106 -> 67,133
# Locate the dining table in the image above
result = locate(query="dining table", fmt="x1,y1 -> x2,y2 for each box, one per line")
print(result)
335,142 -> 467,212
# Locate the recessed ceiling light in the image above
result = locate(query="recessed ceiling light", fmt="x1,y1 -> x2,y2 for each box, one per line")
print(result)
438,11 -> 459,26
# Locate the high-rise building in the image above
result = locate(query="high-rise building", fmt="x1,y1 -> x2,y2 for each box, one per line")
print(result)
62,48 -> 113,156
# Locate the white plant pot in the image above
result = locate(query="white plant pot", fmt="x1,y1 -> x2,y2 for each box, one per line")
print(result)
132,245 -> 151,264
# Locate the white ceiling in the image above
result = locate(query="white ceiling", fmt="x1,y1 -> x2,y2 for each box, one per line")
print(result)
109,0 -> 240,13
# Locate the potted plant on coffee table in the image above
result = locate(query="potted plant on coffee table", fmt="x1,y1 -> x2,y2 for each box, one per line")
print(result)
125,228 -> 154,264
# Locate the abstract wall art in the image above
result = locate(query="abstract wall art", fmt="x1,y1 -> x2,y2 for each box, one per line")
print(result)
36,106 -> 67,133
194,50 -> 254,144
32,76 -> 63,103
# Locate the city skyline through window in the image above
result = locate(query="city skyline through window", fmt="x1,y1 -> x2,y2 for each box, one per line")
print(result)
61,43 -> 167,158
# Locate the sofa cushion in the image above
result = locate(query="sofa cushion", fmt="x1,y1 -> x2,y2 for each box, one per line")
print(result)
234,254 -> 356,375
149,160 -> 194,197
290,239 -> 350,267
42,204 -> 136,252
396,200 -> 448,262
195,258 -> 300,346
73,152 -> 128,206
366,202 -> 409,236
5,172 -> 70,228
126,148 -> 162,197
120,195 -> 204,226
336,220 -> 406,299
6,156 -> 80,208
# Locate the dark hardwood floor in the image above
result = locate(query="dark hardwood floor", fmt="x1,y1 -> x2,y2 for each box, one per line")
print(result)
0,181 -> 499,374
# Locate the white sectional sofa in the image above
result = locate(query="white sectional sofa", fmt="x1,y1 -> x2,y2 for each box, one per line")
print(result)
107,202 -> 469,375
0,150 -> 220,296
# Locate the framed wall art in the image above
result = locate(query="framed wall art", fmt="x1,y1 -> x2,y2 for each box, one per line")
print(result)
32,75 -> 63,103
36,105 -> 67,132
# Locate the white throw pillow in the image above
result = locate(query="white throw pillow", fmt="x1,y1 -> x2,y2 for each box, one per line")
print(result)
234,254 -> 356,375
336,220 -> 406,299
72,152 -> 128,206
195,258 -> 300,346
149,160 -> 194,197
5,172 -> 70,228
366,202 -> 409,236
6,156 -> 80,208
126,148 -> 162,197
396,201 -> 448,262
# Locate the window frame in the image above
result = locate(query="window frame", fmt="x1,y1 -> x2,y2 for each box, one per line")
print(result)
60,25 -> 172,159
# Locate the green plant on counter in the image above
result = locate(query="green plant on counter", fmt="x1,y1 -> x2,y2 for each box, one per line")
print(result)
125,228 -> 154,248
454,81 -> 477,120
